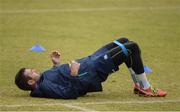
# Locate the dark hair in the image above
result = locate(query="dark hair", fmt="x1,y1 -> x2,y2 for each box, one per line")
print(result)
15,68 -> 32,91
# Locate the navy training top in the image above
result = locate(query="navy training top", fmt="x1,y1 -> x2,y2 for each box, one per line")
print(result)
30,46 -> 119,99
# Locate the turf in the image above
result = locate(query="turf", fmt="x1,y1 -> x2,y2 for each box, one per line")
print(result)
1,0 -> 180,111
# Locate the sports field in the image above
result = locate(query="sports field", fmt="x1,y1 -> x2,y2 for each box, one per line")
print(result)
1,0 -> 180,111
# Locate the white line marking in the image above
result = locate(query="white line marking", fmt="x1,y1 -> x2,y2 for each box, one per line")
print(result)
0,6 -> 180,14
74,99 -> 180,105
0,99 -> 180,108
0,103 -> 95,111
60,103 -> 95,111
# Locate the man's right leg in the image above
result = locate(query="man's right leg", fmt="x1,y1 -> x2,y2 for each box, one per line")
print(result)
93,38 -> 139,85
108,41 -> 167,97
104,38 -> 129,50
106,41 -> 147,87
105,38 -> 140,89
123,42 -> 151,92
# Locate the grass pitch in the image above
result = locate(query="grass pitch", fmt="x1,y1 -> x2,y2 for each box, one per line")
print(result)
1,0 -> 180,111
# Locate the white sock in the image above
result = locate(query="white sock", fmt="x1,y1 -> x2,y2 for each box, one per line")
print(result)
136,72 -> 151,89
128,68 -> 139,84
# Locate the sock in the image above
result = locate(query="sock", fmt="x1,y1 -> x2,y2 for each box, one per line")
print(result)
136,72 -> 151,89
128,68 -> 139,85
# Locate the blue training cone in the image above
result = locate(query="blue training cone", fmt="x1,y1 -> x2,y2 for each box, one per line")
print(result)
30,44 -> 46,52
144,65 -> 153,73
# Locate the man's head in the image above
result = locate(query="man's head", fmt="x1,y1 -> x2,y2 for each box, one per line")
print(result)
15,68 -> 40,91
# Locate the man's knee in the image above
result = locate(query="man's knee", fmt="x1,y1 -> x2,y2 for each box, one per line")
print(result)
125,42 -> 141,55
132,42 -> 141,54
116,37 -> 129,44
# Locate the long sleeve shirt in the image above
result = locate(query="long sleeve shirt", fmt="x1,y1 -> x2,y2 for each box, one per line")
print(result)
30,46 -> 119,99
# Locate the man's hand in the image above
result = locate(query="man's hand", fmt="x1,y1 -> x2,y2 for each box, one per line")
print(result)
50,51 -> 61,66
69,61 -> 80,76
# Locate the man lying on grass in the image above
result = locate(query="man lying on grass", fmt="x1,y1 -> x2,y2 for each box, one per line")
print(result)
15,38 -> 167,99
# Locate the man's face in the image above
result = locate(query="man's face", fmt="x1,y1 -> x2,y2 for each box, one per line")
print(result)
24,68 -> 40,81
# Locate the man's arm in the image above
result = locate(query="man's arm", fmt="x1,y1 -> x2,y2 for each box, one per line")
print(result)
50,50 -> 80,76
69,61 -> 80,76
50,51 -> 61,67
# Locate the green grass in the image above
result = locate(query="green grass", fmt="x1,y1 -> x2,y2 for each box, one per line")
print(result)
1,0 -> 180,111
